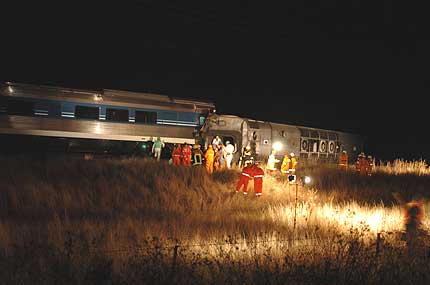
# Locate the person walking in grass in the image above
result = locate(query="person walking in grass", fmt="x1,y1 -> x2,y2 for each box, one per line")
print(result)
152,137 -> 165,161
235,160 -> 253,195
252,161 -> 265,197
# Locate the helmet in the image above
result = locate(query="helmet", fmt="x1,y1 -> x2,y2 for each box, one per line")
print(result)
290,152 -> 295,157
208,144 -> 213,149
342,150 -> 347,153
226,141 -> 230,145
245,145 -> 251,150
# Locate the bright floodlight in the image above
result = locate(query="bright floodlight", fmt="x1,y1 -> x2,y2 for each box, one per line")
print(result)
8,86 -> 13,93
304,176 -> 311,184
273,142 -> 282,152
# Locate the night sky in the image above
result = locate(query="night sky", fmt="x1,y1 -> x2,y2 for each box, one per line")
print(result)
2,1 -> 430,161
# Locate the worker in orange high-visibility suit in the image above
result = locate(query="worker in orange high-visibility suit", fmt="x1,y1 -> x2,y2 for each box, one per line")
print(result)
367,155 -> 374,176
181,143 -> 192,166
356,152 -> 368,176
339,150 -> 348,171
204,145 -> 215,174
236,161 -> 253,195
252,161 -> 265,197
172,144 -> 182,166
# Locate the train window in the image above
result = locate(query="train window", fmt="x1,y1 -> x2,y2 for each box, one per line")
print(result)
319,131 -> 328,139
299,128 -> 309,137
178,112 -> 195,123
7,98 -> 34,116
279,130 -> 287,137
328,132 -> 338,140
34,102 -> 49,116
75,105 -> 99,120
310,130 -> 319,138
248,121 -> 260,129
135,111 -> 157,124
106,108 -> 129,122
49,103 -> 62,117
308,139 -> 319,152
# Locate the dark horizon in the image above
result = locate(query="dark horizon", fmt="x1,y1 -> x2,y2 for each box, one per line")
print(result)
2,1 -> 430,161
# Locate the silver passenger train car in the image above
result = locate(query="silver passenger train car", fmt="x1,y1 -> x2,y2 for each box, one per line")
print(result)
200,114 -> 364,164
0,82 -> 215,154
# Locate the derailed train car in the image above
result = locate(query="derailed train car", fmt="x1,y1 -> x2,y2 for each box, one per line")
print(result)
200,114 -> 364,164
0,82 -> 215,155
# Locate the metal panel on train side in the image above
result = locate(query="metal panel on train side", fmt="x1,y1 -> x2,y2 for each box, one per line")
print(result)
0,115 -> 196,144
243,119 -> 272,160
270,123 -> 301,158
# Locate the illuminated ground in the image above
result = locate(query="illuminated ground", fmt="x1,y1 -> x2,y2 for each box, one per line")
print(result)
0,156 -> 429,284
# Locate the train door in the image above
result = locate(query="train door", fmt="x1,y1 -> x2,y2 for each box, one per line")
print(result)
203,132 -> 242,162
246,120 -> 272,160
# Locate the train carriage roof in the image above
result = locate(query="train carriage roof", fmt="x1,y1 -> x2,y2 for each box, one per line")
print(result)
1,82 -> 215,113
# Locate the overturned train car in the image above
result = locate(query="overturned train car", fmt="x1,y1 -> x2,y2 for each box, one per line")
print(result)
200,114 -> 363,164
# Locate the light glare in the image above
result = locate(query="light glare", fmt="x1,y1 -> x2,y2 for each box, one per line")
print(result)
273,142 -> 282,152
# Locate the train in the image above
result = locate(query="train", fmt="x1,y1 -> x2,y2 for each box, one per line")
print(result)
0,81 -> 364,163
199,114 -> 363,164
0,82 -> 214,155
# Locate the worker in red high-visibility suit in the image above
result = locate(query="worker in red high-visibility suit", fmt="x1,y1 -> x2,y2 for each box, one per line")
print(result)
236,161 -> 253,195
252,161 -> 265,197
172,144 -> 182,166
338,150 -> 348,171
205,145 -> 215,174
181,143 -> 192,166
356,152 -> 368,176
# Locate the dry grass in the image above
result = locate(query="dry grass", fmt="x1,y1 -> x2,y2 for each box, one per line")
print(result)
1,156 -> 430,284
376,159 -> 430,176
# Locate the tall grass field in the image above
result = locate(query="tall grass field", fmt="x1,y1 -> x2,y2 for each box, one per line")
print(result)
1,155 -> 430,284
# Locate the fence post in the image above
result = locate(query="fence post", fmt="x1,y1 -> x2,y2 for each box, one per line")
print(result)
375,232 -> 381,259
169,243 -> 180,282
293,182 -> 298,233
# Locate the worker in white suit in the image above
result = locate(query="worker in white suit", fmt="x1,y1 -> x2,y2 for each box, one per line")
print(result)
224,141 -> 236,169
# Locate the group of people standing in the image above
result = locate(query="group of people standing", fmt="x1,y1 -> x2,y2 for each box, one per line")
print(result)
171,142 -> 194,166
235,160 -> 265,197
163,136 -> 236,174
266,150 -> 298,176
203,137 -> 236,174
338,150 -> 374,176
